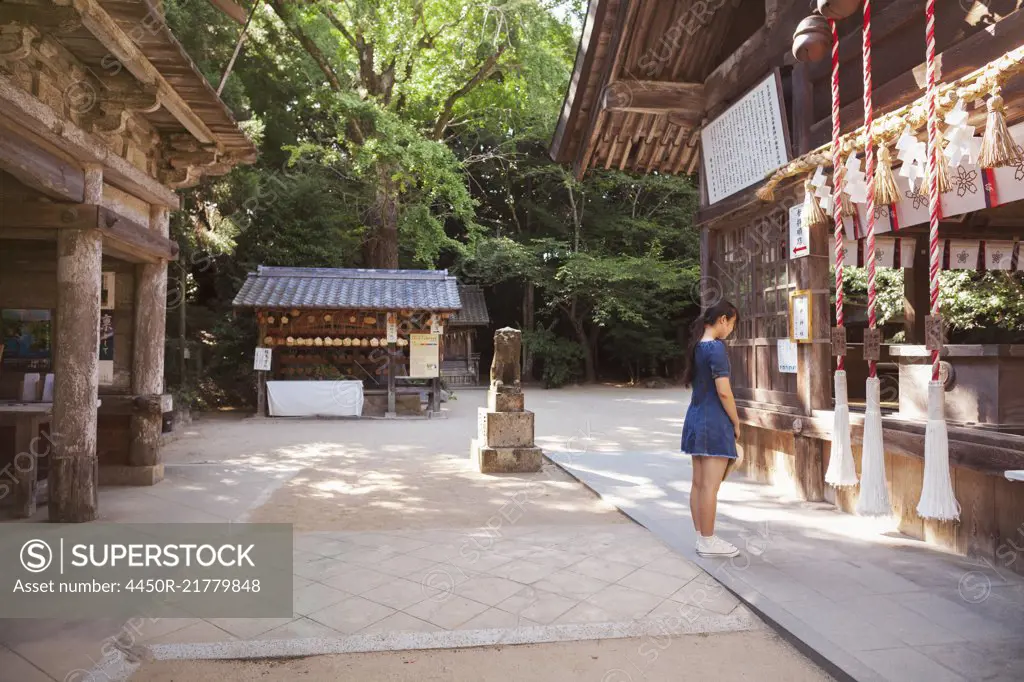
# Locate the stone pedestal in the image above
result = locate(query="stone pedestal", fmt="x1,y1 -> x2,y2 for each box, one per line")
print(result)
472,388 -> 542,473
473,327 -> 543,473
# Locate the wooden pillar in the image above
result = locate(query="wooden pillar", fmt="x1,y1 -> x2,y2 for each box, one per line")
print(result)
129,205 -> 169,467
790,62 -> 815,156
13,416 -> 43,518
50,227 -> 102,522
904,240 -> 929,343
256,315 -> 268,417
432,321 -> 442,413
795,216 -> 831,413
387,343 -> 396,416
700,226 -> 712,306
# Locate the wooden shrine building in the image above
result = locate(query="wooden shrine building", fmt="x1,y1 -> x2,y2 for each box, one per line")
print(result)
554,0 -> 1024,573
442,285 -> 490,387
233,267 -> 462,417
0,0 -> 256,521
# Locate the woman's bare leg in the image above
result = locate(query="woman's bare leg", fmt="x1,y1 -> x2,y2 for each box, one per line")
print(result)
697,457 -> 730,536
689,456 -> 704,535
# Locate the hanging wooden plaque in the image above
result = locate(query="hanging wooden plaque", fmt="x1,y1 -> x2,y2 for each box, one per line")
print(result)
925,315 -> 943,351
831,326 -> 847,357
863,328 -> 882,361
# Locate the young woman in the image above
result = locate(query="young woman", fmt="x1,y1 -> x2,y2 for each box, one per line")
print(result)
681,301 -> 742,557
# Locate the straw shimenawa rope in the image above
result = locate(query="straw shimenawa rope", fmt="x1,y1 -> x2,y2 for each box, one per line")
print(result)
755,44 -> 1024,202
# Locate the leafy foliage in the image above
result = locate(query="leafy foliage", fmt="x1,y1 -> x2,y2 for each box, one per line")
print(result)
939,271 -> 1024,341
522,327 -> 583,388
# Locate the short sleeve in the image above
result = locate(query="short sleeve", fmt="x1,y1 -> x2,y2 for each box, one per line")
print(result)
709,342 -> 730,379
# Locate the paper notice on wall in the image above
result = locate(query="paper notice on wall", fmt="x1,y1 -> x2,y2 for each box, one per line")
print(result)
386,313 -> 398,343
99,311 -> 114,385
778,339 -> 798,374
409,333 -> 439,378
791,293 -> 811,342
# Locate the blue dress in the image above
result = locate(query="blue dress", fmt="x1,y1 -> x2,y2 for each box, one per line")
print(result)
681,340 -> 737,459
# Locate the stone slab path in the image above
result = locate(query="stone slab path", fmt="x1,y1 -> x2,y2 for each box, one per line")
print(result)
546,447 -> 1024,682
1,390 -> 802,681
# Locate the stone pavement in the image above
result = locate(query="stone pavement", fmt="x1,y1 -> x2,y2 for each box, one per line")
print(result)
1,391 -> 781,682
546,447 -> 1024,682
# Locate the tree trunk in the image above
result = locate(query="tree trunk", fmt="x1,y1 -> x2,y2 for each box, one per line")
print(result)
365,164 -> 400,268
587,325 -> 600,384
573,321 -> 597,384
521,282 -> 535,380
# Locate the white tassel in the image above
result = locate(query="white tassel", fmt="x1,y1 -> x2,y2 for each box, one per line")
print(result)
917,381 -> 960,520
826,370 -> 858,487
856,376 -> 891,516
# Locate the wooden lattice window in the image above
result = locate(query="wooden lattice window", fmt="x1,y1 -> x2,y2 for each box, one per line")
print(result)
711,206 -> 798,403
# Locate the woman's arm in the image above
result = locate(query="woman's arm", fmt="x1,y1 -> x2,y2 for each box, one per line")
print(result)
715,376 -> 741,438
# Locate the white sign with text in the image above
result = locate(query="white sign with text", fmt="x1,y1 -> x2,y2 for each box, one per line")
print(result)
789,203 -> 809,259
254,347 -> 273,372
702,73 -> 790,204
778,339 -> 798,374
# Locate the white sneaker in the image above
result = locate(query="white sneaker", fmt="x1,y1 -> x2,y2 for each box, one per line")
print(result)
696,535 -> 739,558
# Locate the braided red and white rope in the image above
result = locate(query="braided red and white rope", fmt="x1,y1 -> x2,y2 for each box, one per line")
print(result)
831,18 -> 845,373
926,0 -> 940,381
863,0 -> 878,379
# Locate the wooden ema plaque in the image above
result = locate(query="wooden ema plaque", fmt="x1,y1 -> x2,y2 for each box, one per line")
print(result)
831,326 -> 847,357
925,315 -> 944,351
863,328 -> 882,362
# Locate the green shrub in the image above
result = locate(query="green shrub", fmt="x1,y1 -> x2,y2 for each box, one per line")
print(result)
523,328 -> 584,388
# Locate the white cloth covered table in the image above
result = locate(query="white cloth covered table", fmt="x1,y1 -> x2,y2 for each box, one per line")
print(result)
267,380 -> 364,417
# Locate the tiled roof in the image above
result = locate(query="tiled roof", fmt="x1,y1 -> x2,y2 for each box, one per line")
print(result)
449,285 -> 490,327
233,267 -> 462,311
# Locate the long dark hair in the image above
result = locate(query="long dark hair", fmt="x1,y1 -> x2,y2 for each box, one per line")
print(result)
682,300 -> 739,388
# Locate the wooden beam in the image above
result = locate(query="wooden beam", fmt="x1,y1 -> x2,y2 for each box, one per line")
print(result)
69,0 -> 218,146
0,124 -> 84,202
0,73 -> 180,208
0,203 -> 178,261
2,203 -> 101,231
703,0 -> 806,116
98,206 -> 179,262
601,80 -> 704,117
809,7 -> 1024,147
0,4 -> 82,31
206,0 -> 248,25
